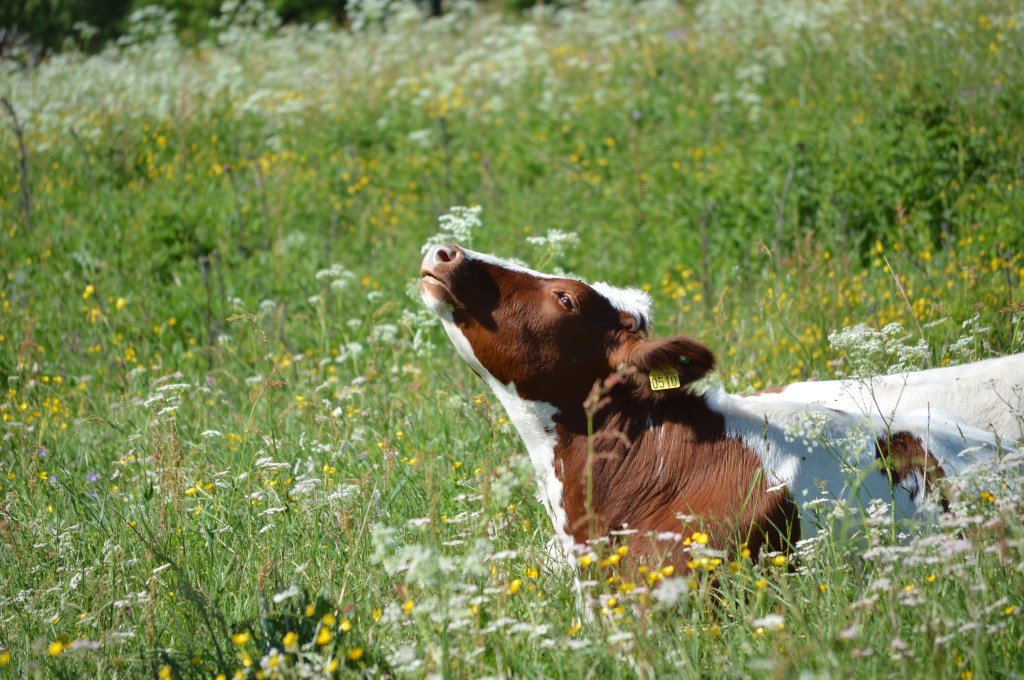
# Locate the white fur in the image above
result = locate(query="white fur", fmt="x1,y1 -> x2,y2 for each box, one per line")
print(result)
754,355 -> 1024,444
420,286 -> 455,320
591,282 -> 653,332
462,248 -> 559,280
710,388 -> 1007,539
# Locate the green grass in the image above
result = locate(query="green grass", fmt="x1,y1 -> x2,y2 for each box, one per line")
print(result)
1,0 -> 1023,677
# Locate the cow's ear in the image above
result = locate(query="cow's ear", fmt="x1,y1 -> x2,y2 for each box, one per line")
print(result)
613,335 -> 715,387
618,310 -> 648,336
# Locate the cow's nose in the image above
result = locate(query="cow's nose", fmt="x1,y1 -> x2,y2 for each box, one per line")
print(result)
421,243 -> 464,273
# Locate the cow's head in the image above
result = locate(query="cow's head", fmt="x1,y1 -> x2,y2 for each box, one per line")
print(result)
420,244 -> 714,410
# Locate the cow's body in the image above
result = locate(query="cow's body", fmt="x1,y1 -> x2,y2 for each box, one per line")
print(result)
420,244 -> 1023,569
749,356 -> 1024,445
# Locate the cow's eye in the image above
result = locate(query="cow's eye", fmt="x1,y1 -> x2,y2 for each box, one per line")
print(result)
557,292 -> 575,311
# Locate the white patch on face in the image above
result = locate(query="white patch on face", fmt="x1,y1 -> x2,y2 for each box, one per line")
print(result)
438,318 -> 576,559
419,284 -> 454,321
591,282 -> 653,333
462,248 -> 559,279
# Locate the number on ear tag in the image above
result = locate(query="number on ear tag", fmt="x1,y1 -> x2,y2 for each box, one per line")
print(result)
648,368 -> 681,391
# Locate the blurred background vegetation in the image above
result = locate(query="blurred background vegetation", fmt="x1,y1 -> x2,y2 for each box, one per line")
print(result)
1,0 -> 447,54
1,0 -> 1022,676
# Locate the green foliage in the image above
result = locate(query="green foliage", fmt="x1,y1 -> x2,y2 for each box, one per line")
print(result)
0,0 -> 132,53
1,0 -> 348,53
0,0 -> 1023,677
138,0 -> 225,43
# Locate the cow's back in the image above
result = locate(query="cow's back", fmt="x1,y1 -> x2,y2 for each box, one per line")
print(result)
755,354 -> 1024,444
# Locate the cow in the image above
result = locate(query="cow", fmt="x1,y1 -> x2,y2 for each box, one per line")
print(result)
419,243 -> 1023,570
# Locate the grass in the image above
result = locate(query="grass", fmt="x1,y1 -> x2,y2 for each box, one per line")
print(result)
1,0 -> 1023,676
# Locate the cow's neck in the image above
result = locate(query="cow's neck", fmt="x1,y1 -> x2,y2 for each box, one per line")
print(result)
480,380 -> 580,557
439,318 -> 578,556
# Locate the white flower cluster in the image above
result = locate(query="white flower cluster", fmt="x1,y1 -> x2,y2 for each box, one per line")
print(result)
421,205 -> 482,253
948,314 -> 993,361
526,229 -> 581,261
828,322 -> 929,377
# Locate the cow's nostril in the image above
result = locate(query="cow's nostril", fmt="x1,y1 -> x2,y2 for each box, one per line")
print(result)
430,244 -> 460,265
422,243 -> 462,274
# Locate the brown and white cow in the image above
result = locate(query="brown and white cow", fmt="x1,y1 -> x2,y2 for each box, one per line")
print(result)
420,243 -> 1023,569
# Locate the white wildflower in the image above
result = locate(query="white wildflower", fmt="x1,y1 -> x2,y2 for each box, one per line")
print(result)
271,584 -> 300,603
828,322 -> 929,377
751,614 -> 785,629
369,323 -> 399,343
651,577 -> 690,609
421,205 -> 482,253
526,229 -> 580,259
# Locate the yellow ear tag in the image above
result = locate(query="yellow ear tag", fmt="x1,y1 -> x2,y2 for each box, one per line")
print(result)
648,368 -> 681,391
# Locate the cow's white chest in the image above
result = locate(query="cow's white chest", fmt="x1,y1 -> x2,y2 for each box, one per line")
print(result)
438,319 -> 575,558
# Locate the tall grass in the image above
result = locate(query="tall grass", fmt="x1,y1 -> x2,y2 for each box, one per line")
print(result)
1,0 -> 1022,676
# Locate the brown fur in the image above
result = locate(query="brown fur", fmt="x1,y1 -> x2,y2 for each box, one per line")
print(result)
555,382 -> 800,568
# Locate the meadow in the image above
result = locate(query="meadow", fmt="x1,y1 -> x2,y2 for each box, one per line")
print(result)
1,0 -> 1023,676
